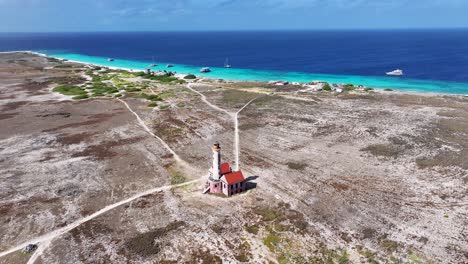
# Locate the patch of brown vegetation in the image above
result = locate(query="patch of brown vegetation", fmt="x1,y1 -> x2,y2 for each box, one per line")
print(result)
36,112 -> 71,118
0,196 -> 60,216
56,132 -> 97,145
1,101 -> 29,112
338,93 -> 378,100
361,143 -> 402,158
416,110 -> 468,169
330,182 -> 350,191
50,75 -> 87,85
70,220 -> 114,244
43,113 -> 116,132
134,192 -> 164,209
286,162 -> 308,171
220,89 -> 260,108
72,136 -> 145,160
416,150 -> 468,170
0,113 -> 17,120
187,248 -> 222,264
124,221 -> 186,257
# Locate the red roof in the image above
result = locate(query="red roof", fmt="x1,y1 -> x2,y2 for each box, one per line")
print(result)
223,170 -> 245,185
220,162 -> 231,175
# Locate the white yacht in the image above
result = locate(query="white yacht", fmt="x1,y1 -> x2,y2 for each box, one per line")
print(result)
224,58 -> 232,68
107,58 -> 114,62
386,69 -> 403,76
200,67 -> 211,73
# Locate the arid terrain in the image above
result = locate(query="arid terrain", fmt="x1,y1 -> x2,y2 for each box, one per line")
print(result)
0,52 -> 467,264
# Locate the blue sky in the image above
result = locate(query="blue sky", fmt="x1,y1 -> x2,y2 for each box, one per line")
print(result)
1,0 -> 467,32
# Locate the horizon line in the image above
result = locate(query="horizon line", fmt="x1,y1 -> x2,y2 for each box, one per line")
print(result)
1,27 -> 468,34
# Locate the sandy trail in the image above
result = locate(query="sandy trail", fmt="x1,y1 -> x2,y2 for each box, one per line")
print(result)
234,98 -> 259,171
26,240 -> 50,264
185,83 -> 261,171
2,86 -> 256,262
186,83 -> 233,117
117,98 -> 190,168
0,97 -> 200,262
0,179 -> 201,260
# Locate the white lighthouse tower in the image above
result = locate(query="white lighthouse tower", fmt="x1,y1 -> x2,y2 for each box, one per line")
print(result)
210,142 -> 221,180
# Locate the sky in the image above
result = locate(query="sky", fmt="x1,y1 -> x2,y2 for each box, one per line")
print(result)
0,0 -> 467,32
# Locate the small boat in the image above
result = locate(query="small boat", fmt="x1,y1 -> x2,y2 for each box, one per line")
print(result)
224,58 -> 232,68
107,58 -> 114,62
150,56 -> 157,67
167,64 -> 174,68
386,69 -> 403,76
200,67 -> 211,73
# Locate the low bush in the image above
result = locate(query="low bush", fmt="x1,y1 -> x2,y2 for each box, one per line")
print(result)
184,74 -> 197,79
53,85 -> 87,96
72,94 -> 88,100
322,83 -> 332,91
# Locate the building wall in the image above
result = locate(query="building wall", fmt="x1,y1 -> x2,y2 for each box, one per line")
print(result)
224,181 -> 245,196
222,181 -> 229,196
209,180 -> 222,193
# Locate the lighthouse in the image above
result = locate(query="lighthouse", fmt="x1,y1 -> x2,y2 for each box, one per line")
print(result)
210,142 -> 221,181
204,142 -> 247,196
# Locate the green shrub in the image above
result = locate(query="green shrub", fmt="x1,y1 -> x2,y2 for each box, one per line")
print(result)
344,84 -> 355,91
263,232 -> 281,252
322,83 -> 332,91
147,102 -> 158,107
140,93 -> 163,102
135,72 -> 178,83
159,105 -> 170,110
286,162 -> 307,170
245,225 -> 259,234
384,88 -> 393,91
53,85 -> 87,96
184,74 -> 197,79
169,167 -> 187,185
72,94 -> 88,100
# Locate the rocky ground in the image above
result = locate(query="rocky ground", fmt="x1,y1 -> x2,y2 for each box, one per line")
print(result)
0,52 -> 467,263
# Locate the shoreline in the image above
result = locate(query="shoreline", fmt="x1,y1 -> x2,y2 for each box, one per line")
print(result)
4,51 -> 468,97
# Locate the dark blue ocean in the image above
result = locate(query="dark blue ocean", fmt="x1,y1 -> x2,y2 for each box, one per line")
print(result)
1,30 -> 468,93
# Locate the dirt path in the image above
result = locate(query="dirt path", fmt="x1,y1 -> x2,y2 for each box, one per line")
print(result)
0,179 -> 201,260
0,97 -> 200,263
186,83 -> 233,117
185,83 -> 260,171
117,98 -> 189,168
1,84 -> 257,263
234,98 -> 259,171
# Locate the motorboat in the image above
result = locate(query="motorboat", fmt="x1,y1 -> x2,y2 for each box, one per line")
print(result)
386,69 -> 403,76
200,67 -> 211,73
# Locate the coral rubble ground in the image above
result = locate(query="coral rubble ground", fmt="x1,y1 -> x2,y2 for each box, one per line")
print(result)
0,53 -> 467,263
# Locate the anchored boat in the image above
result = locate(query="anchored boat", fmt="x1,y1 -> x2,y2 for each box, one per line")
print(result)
200,67 -> 211,73
386,69 -> 403,76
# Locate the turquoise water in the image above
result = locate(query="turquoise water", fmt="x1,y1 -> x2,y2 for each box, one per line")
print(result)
47,52 -> 468,95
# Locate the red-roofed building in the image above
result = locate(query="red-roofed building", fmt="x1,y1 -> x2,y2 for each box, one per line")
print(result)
221,170 -> 246,196
220,162 -> 232,175
203,143 -> 247,197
